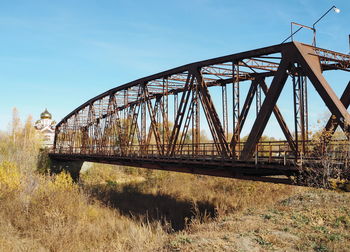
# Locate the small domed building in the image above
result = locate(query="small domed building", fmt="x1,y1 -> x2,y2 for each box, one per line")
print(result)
34,109 -> 56,148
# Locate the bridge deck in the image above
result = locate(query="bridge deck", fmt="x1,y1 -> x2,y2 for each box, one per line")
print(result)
50,140 -> 349,184
50,152 -> 298,184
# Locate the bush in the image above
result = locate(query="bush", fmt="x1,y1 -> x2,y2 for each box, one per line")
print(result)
0,161 -> 21,194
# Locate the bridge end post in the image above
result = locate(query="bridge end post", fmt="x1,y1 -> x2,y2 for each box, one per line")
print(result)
50,158 -> 83,182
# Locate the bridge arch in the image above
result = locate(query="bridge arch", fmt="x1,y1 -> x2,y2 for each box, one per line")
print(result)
51,41 -> 350,183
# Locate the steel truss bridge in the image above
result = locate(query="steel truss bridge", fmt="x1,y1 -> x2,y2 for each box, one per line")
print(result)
50,41 -> 350,184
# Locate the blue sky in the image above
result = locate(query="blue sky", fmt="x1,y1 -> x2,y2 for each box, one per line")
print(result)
0,0 -> 349,138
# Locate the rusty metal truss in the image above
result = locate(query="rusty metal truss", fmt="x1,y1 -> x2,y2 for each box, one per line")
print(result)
50,41 -> 350,184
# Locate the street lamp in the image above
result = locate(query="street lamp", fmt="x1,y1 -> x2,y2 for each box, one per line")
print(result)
313,5 -> 340,46
281,5 -> 341,46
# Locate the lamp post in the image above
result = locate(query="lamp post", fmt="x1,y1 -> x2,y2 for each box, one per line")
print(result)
312,5 -> 340,47
289,22 -> 314,43
281,5 -> 340,46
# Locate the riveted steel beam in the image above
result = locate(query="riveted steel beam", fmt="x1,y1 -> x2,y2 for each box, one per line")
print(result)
259,79 -> 297,153
168,73 -> 194,155
324,81 -> 350,136
241,58 -> 290,160
193,68 -> 230,157
294,42 -> 350,134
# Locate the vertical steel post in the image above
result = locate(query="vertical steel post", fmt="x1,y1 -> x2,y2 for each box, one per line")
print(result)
300,75 -> 307,153
222,84 -> 228,139
141,98 -> 146,146
123,89 -> 128,147
292,72 -> 299,157
192,81 -> 200,154
232,63 -> 240,158
303,77 -> 309,143
256,84 -> 262,117
162,79 -> 165,147
174,93 -> 178,122
293,64 -> 308,156
162,78 -> 169,145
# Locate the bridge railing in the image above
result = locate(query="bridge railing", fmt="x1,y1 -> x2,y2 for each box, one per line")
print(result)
52,139 -> 350,164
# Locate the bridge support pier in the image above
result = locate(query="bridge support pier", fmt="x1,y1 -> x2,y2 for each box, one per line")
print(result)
50,159 -> 83,182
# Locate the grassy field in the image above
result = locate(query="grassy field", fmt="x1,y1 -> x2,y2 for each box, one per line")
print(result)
1,160 -> 350,252
0,113 -> 349,251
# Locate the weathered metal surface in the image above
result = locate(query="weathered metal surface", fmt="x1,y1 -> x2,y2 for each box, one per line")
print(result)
51,41 -> 350,184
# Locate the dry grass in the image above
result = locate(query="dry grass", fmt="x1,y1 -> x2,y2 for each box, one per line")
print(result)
1,160 -> 350,251
1,109 -> 349,251
1,135 -> 349,252
167,188 -> 350,252
83,165 -> 300,230
0,163 -> 167,251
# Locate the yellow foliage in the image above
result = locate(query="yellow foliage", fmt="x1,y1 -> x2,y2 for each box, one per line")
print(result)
0,168 -> 166,251
0,161 -> 21,193
329,178 -> 350,192
47,172 -> 77,192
